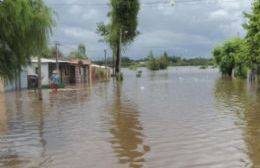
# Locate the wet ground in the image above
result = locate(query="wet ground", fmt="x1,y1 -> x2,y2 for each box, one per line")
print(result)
1,67 -> 260,168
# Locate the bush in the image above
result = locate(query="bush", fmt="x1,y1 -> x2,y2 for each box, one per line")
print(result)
219,55 -> 235,76
96,68 -> 107,80
146,51 -> 169,71
147,57 -> 160,70
158,55 -> 169,69
116,72 -> 124,81
234,65 -> 248,79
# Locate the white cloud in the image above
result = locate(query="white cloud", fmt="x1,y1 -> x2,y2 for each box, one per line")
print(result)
210,9 -> 228,19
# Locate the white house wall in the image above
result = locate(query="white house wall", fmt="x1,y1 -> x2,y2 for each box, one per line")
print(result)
27,63 -> 49,86
41,64 -> 49,85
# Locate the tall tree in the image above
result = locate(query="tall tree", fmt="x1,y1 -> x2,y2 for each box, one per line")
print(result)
0,0 -> 35,83
0,0 -> 54,91
42,47 -> 64,59
212,38 -> 248,77
243,0 -> 260,79
97,0 -> 140,80
69,43 -> 88,59
29,0 -> 55,100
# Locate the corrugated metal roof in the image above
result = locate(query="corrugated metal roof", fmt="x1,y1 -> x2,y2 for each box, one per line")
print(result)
31,58 -> 68,63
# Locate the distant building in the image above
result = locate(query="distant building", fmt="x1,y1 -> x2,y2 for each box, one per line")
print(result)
0,57 -> 110,92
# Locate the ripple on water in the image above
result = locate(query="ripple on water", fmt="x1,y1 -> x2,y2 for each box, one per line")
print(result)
0,68 -> 259,167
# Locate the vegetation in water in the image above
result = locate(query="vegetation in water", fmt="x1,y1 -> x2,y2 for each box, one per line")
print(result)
212,0 -> 260,79
212,38 -> 248,78
95,68 -> 107,80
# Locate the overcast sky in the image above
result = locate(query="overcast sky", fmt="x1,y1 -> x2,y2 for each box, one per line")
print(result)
44,0 -> 253,60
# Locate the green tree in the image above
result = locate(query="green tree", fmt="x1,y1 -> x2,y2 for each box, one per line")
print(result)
147,51 -> 160,71
78,44 -> 87,58
97,0 -> 140,80
212,46 -> 223,65
42,47 -> 64,59
243,0 -> 260,79
0,0 -> 54,83
213,38 -> 248,77
69,43 -> 88,59
159,52 -> 169,69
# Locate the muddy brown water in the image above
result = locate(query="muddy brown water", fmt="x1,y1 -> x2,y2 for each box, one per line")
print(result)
0,67 -> 260,168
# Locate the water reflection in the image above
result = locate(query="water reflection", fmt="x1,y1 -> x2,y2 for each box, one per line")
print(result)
0,92 -> 50,168
0,94 -> 7,135
215,78 -> 260,167
109,82 -> 150,168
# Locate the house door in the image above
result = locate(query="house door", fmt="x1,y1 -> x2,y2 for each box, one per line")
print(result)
69,66 -> 76,83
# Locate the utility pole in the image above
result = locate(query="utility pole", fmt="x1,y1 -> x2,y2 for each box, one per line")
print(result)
118,29 -> 122,80
55,41 -> 60,71
104,49 -> 108,80
37,55 -> 42,100
112,48 -> 115,77
104,49 -> 107,69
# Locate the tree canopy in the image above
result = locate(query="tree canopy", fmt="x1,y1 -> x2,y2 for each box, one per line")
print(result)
42,47 -> 64,59
97,0 -> 140,79
146,51 -> 170,71
0,0 -> 54,81
243,0 -> 260,67
213,38 -> 248,77
69,43 -> 88,59
212,0 -> 259,79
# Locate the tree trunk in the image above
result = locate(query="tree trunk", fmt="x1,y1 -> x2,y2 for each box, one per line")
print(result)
18,68 -> 21,91
14,68 -> 21,91
112,48 -> 115,77
249,69 -> 256,82
38,55 -> 42,100
115,40 -> 120,75
15,71 -> 18,91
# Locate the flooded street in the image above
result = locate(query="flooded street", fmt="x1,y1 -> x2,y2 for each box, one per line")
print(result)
1,67 -> 260,168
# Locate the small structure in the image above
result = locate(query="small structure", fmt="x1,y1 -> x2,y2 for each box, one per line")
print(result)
68,59 -> 92,84
28,58 -> 92,86
91,64 -> 111,81
1,57 -> 111,92
28,58 -> 68,86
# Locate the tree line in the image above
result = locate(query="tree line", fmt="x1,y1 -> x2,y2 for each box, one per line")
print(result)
212,0 -> 260,80
93,51 -> 213,71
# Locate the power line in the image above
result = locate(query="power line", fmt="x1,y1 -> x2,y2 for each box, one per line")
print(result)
47,0 -> 249,7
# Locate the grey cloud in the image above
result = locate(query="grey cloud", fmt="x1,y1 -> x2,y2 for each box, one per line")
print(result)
45,0 -> 252,59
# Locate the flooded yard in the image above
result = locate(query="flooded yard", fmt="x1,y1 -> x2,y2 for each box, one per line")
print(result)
0,67 -> 260,168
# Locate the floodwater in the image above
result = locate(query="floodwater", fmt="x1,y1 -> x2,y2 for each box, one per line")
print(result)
0,67 -> 260,168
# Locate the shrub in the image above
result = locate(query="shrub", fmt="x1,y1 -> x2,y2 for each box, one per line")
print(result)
96,68 -> 107,80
